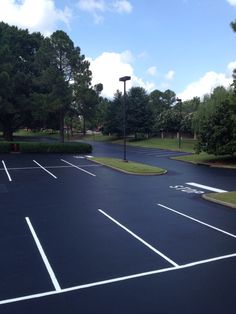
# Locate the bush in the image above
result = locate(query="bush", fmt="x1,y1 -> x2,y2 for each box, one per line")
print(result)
19,142 -> 92,154
0,142 -> 11,153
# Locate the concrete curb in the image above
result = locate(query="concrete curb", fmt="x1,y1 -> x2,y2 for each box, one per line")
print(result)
202,194 -> 236,209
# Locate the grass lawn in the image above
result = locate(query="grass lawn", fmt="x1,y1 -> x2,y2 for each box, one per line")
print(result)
203,192 -> 236,208
116,138 -> 196,153
91,157 -> 166,175
173,153 -> 236,168
81,134 -> 117,142
13,129 -> 59,138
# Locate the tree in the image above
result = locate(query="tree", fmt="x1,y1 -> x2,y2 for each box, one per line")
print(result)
35,31 -> 92,142
127,87 -> 153,138
103,91 -> 123,136
196,87 -> 236,155
0,22 -> 42,140
149,89 -> 176,133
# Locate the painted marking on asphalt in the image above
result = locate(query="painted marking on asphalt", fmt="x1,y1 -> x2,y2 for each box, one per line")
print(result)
99,209 -> 179,267
0,164 -> 101,171
25,217 -> 61,291
170,185 -> 204,194
1,252 -> 236,305
1,160 -> 12,182
61,159 -> 96,177
186,182 -> 227,193
33,160 -> 57,179
157,204 -> 236,239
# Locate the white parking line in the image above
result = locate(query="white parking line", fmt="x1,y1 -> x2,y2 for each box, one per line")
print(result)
33,160 -> 57,179
25,217 -> 61,291
0,251 -> 236,305
99,209 -> 179,267
61,159 -> 96,177
1,160 -> 12,182
157,204 -> 236,239
186,182 -> 227,193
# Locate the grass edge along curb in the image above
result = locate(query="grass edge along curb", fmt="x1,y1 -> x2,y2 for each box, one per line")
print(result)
90,157 -> 167,175
172,154 -> 236,169
202,192 -> 236,209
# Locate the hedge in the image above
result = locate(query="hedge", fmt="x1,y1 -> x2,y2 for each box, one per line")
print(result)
0,142 -> 92,154
0,142 -> 11,153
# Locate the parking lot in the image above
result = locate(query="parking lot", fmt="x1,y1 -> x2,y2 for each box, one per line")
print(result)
0,147 -> 236,314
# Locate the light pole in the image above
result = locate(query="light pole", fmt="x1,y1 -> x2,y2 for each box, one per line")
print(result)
119,76 -> 131,161
176,97 -> 182,149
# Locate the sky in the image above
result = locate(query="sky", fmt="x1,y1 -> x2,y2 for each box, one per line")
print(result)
0,0 -> 236,100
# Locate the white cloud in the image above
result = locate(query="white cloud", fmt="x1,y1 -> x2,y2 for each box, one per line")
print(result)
227,61 -> 236,73
0,0 -> 71,35
178,64 -> 234,101
88,51 -> 155,98
77,0 -> 132,23
147,66 -> 157,76
77,0 -> 106,12
226,0 -> 236,6
165,70 -> 175,81
112,0 -> 132,13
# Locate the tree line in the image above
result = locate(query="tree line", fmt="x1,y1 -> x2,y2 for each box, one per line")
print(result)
0,21 -> 235,156
100,85 -> 236,156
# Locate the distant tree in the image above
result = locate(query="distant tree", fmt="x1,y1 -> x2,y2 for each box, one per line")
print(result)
103,91 -> 123,136
126,87 -> 153,138
149,89 -> 176,133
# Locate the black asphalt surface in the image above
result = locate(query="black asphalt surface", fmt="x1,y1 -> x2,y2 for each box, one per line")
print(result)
0,142 -> 236,314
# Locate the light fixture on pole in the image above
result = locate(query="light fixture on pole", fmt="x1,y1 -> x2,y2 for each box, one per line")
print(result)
119,76 -> 131,161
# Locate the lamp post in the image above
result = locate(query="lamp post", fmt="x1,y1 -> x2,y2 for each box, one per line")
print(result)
119,76 -> 131,161
176,97 -> 182,149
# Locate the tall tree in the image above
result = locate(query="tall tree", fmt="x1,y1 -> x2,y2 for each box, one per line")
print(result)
127,87 -> 153,138
0,22 -> 42,140
35,31 -> 92,142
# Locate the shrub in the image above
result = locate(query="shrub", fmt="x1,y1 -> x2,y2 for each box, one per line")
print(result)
0,142 -> 11,153
19,142 -> 92,154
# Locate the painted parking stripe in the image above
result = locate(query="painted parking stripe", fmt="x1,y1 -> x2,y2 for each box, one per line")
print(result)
157,204 -> 236,239
33,160 -> 57,179
25,217 -> 61,291
99,209 -> 179,267
186,182 -> 227,193
1,252 -> 236,305
1,160 -> 12,182
61,159 -> 96,177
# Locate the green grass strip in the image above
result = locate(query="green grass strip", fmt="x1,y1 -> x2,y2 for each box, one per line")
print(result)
173,153 -> 236,169
203,192 -> 236,209
91,157 -> 166,175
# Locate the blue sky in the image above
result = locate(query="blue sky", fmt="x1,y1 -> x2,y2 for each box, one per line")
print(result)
0,0 -> 236,99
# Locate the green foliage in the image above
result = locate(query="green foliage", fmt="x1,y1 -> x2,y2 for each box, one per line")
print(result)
127,87 -> 153,137
0,142 -> 11,153
103,92 -> 123,136
0,22 -> 43,140
195,87 -> 236,155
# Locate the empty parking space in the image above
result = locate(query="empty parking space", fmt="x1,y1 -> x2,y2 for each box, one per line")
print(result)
0,155 -> 101,184
0,152 -> 236,313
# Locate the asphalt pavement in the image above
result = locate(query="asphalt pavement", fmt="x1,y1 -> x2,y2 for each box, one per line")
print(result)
0,142 -> 236,314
